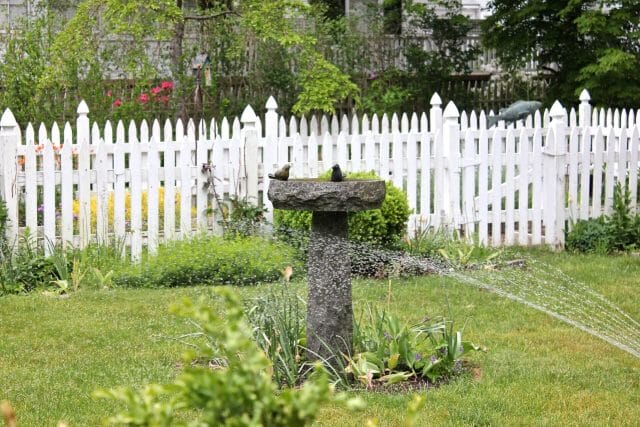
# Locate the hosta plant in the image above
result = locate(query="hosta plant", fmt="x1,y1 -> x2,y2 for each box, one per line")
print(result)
347,307 -> 483,387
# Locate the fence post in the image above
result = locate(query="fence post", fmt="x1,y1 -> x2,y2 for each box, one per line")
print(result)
77,100 -> 91,248
241,104 -> 259,204
0,109 -> 19,246
579,89 -> 591,128
442,101 -> 461,230
263,97 -> 278,221
543,101 -> 567,248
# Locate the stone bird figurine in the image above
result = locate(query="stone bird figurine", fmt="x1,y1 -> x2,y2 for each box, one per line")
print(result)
487,100 -> 542,128
268,164 -> 291,181
330,164 -> 344,182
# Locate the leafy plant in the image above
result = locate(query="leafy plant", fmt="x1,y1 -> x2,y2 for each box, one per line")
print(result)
607,181 -> 640,251
0,230 -> 57,295
348,306 -> 482,387
566,181 -> 640,253
94,289 -> 334,426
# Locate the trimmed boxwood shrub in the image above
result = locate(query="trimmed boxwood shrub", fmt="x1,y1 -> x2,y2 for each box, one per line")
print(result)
274,171 -> 411,248
113,235 -> 300,287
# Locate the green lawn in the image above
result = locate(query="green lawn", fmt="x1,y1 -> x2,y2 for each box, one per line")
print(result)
1,250 -> 639,426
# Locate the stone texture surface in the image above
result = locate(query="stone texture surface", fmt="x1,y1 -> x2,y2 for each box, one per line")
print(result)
267,179 -> 386,365
268,180 -> 385,212
306,211 -> 352,363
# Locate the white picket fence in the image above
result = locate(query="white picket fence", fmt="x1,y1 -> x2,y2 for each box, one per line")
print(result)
0,89 -> 639,258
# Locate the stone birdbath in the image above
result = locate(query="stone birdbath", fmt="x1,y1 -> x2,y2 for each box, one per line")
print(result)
268,179 -> 386,363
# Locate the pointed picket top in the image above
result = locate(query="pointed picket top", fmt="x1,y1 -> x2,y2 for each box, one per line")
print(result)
186,119 -> 196,141
391,113 -> 399,132
598,108 -> 606,127
265,96 -> 278,111
479,111 -> 487,129
300,116 -> 308,137
91,122 -> 100,144
38,122 -> 48,143
330,114 -> 339,135
351,114 -> 359,135
614,108 -> 620,128
241,104 -> 257,126
209,118 -> 217,139
77,100 -> 89,115
289,116 -> 298,135
401,113 -> 409,133
443,101 -> 459,119
430,92 -> 442,107
220,117 -> 230,139
128,120 -> 138,142
26,123 -> 35,144
271,116 -> 282,137
621,109 -> 628,129
116,120 -> 126,142
309,116 -> 318,136
469,111 -> 478,130
151,119 -> 160,143
320,114 -> 330,135
420,112 -> 428,131
341,114 -> 349,134
381,113 -> 389,133
371,114 -> 380,134
460,111 -> 468,129
579,89 -> 591,103
629,109 -> 635,127
569,108 -> 577,127
0,108 -> 17,127
140,120 -> 150,142
232,117 -> 241,137
592,109 -> 599,127
64,122 -> 72,145
410,112 -> 419,131
104,120 -> 113,144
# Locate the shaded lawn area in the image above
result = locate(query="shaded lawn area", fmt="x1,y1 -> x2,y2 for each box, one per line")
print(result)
1,251 -> 639,426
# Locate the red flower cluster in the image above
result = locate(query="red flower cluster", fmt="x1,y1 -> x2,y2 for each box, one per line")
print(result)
106,80 -> 174,109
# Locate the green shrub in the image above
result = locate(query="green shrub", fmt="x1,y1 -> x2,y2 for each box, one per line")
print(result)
95,290 -> 334,426
566,217 -> 611,253
0,231 -> 57,295
113,235 -> 299,288
566,182 -> 640,253
274,170 -> 411,248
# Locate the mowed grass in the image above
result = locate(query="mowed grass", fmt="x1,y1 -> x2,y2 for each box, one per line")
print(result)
1,250 -> 639,426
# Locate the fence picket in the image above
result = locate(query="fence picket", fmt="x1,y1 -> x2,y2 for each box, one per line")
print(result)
477,128 -> 489,245
3,94 -> 640,256
604,127 -> 616,213
42,141 -> 56,254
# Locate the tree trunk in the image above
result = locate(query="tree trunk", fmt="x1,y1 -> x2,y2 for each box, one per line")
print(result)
171,0 -> 188,123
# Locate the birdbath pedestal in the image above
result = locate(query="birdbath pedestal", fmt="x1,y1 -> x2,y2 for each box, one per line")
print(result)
268,179 -> 386,363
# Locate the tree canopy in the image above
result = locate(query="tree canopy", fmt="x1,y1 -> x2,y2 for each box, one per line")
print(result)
482,0 -> 640,107
40,0 -> 359,116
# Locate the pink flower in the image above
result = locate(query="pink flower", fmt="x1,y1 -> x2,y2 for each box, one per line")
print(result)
151,86 -> 162,95
139,93 -> 149,103
106,90 -> 113,97
113,99 -> 122,107
161,81 -> 174,90
160,95 -> 170,104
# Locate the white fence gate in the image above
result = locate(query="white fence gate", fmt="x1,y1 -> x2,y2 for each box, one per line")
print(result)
0,89 -> 638,258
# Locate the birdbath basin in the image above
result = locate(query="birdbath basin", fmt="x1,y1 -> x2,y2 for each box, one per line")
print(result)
268,179 -> 386,363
